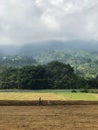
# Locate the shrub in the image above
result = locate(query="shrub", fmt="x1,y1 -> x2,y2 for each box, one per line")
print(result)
80,89 -> 89,93
71,90 -> 77,93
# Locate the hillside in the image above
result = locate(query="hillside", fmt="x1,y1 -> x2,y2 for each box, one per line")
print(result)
0,40 -> 98,78
35,49 -> 98,78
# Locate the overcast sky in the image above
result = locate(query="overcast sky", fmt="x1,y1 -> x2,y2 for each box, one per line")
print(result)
0,0 -> 98,45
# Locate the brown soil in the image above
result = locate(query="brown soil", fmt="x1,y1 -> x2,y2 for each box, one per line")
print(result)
0,100 -> 98,106
0,105 -> 98,130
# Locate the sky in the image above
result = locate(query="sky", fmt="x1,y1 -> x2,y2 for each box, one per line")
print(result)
0,0 -> 98,45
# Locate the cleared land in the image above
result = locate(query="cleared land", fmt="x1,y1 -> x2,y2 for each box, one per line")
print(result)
0,105 -> 98,130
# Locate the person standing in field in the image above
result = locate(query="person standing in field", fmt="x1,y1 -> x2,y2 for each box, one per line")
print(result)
39,97 -> 42,105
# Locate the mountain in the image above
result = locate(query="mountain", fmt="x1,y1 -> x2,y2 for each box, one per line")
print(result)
0,40 -> 98,77
0,40 -> 98,56
19,40 -> 98,56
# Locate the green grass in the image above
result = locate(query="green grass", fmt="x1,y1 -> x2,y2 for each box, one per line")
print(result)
60,92 -> 98,101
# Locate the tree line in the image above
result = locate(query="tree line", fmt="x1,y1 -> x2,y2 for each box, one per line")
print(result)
0,61 -> 98,89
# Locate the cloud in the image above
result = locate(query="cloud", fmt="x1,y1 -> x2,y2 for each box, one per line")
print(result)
0,0 -> 98,45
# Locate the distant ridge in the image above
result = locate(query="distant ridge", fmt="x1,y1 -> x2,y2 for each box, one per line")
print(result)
0,40 -> 98,56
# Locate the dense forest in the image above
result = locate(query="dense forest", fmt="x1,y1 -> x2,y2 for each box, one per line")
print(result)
1,48 -> 98,78
0,41 -> 98,90
0,61 -> 97,90
35,49 -> 98,78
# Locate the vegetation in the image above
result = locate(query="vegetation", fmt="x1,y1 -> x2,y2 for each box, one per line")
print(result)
0,55 -> 36,69
35,49 -> 98,78
62,92 -> 97,100
0,60 -> 98,90
0,92 -> 65,100
1,48 -> 98,79
0,61 -> 85,89
0,90 -> 97,100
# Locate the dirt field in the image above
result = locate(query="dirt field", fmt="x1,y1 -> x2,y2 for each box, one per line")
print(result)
0,105 -> 98,130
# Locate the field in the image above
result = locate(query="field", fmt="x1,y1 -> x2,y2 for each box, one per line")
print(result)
0,90 -> 98,129
0,90 -> 97,101
0,105 -> 98,130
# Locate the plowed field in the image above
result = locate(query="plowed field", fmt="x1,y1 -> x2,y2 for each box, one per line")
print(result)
0,105 -> 98,130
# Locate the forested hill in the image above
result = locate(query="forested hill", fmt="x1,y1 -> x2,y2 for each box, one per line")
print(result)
0,56 -> 37,68
0,61 -> 97,90
0,40 -> 98,78
35,49 -> 98,78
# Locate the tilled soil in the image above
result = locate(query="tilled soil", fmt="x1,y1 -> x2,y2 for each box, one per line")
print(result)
0,105 -> 98,130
